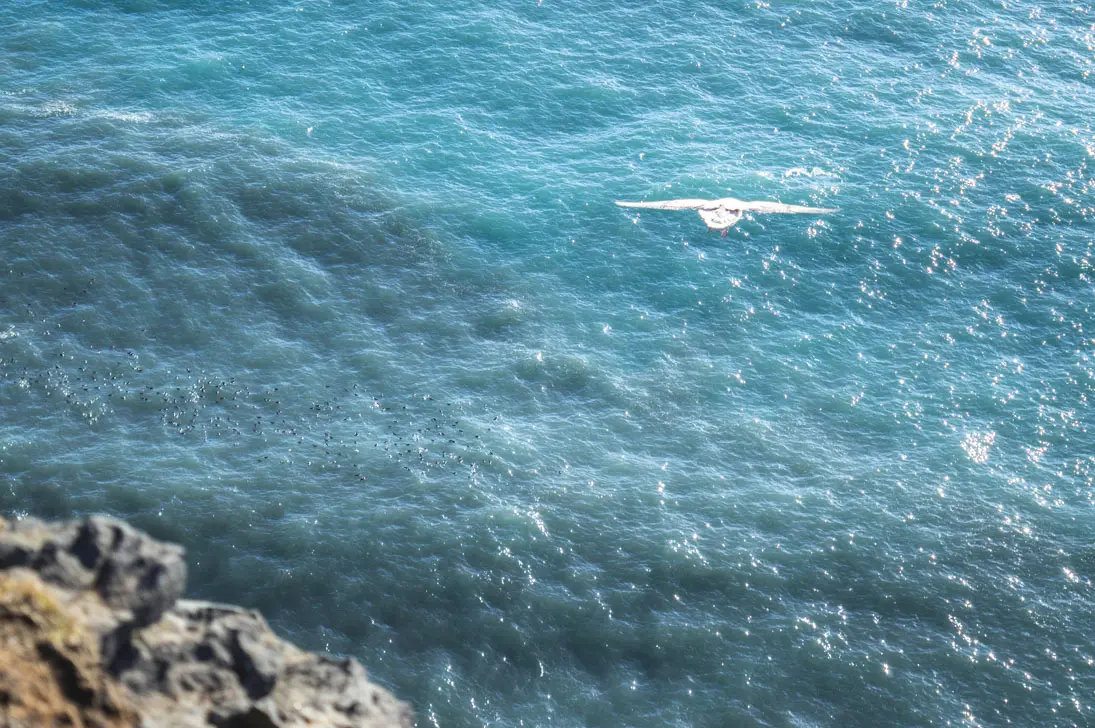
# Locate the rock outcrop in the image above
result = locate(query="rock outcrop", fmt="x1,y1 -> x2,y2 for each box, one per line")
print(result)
0,515 -> 413,728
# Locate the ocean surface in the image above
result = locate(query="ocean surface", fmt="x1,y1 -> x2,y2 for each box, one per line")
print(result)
2,0 -> 1093,725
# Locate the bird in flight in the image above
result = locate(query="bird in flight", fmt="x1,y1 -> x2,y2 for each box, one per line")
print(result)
615,197 -> 837,236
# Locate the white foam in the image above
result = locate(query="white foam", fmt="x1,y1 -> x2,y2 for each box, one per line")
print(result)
36,100 -> 78,117
783,166 -> 839,179
96,110 -> 154,123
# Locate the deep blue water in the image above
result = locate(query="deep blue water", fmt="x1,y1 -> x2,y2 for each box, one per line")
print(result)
2,0 -> 1094,725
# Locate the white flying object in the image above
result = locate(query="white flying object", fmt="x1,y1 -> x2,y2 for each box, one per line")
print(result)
615,197 -> 837,236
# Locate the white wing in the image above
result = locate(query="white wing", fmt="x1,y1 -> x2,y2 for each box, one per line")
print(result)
615,199 -> 711,211
728,199 -> 837,214
618,197 -> 836,214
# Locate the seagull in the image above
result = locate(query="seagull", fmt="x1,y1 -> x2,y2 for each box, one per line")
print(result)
615,197 -> 837,236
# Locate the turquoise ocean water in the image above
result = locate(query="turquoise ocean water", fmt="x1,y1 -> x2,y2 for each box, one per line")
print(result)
2,0 -> 1094,725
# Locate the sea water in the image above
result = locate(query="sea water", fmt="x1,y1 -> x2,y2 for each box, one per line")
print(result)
1,0 -> 1093,725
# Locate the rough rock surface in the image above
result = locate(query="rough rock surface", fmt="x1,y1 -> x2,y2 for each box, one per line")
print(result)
0,515 -> 413,728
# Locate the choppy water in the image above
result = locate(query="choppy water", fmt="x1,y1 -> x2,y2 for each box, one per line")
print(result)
2,1 -> 1094,725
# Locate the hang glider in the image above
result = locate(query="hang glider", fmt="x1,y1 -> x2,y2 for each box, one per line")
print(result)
615,197 -> 837,235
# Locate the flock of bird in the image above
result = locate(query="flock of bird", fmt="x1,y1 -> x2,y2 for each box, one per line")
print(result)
0,350 -> 506,487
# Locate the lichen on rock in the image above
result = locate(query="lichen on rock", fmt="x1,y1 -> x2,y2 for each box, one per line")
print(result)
0,515 -> 413,728
0,568 -> 138,728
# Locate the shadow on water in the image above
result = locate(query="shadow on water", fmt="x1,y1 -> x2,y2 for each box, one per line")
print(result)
0,105 -> 495,347
0,106 -> 547,519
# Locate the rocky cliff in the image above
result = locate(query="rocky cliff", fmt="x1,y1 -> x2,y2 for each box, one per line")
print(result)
0,515 -> 413,728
